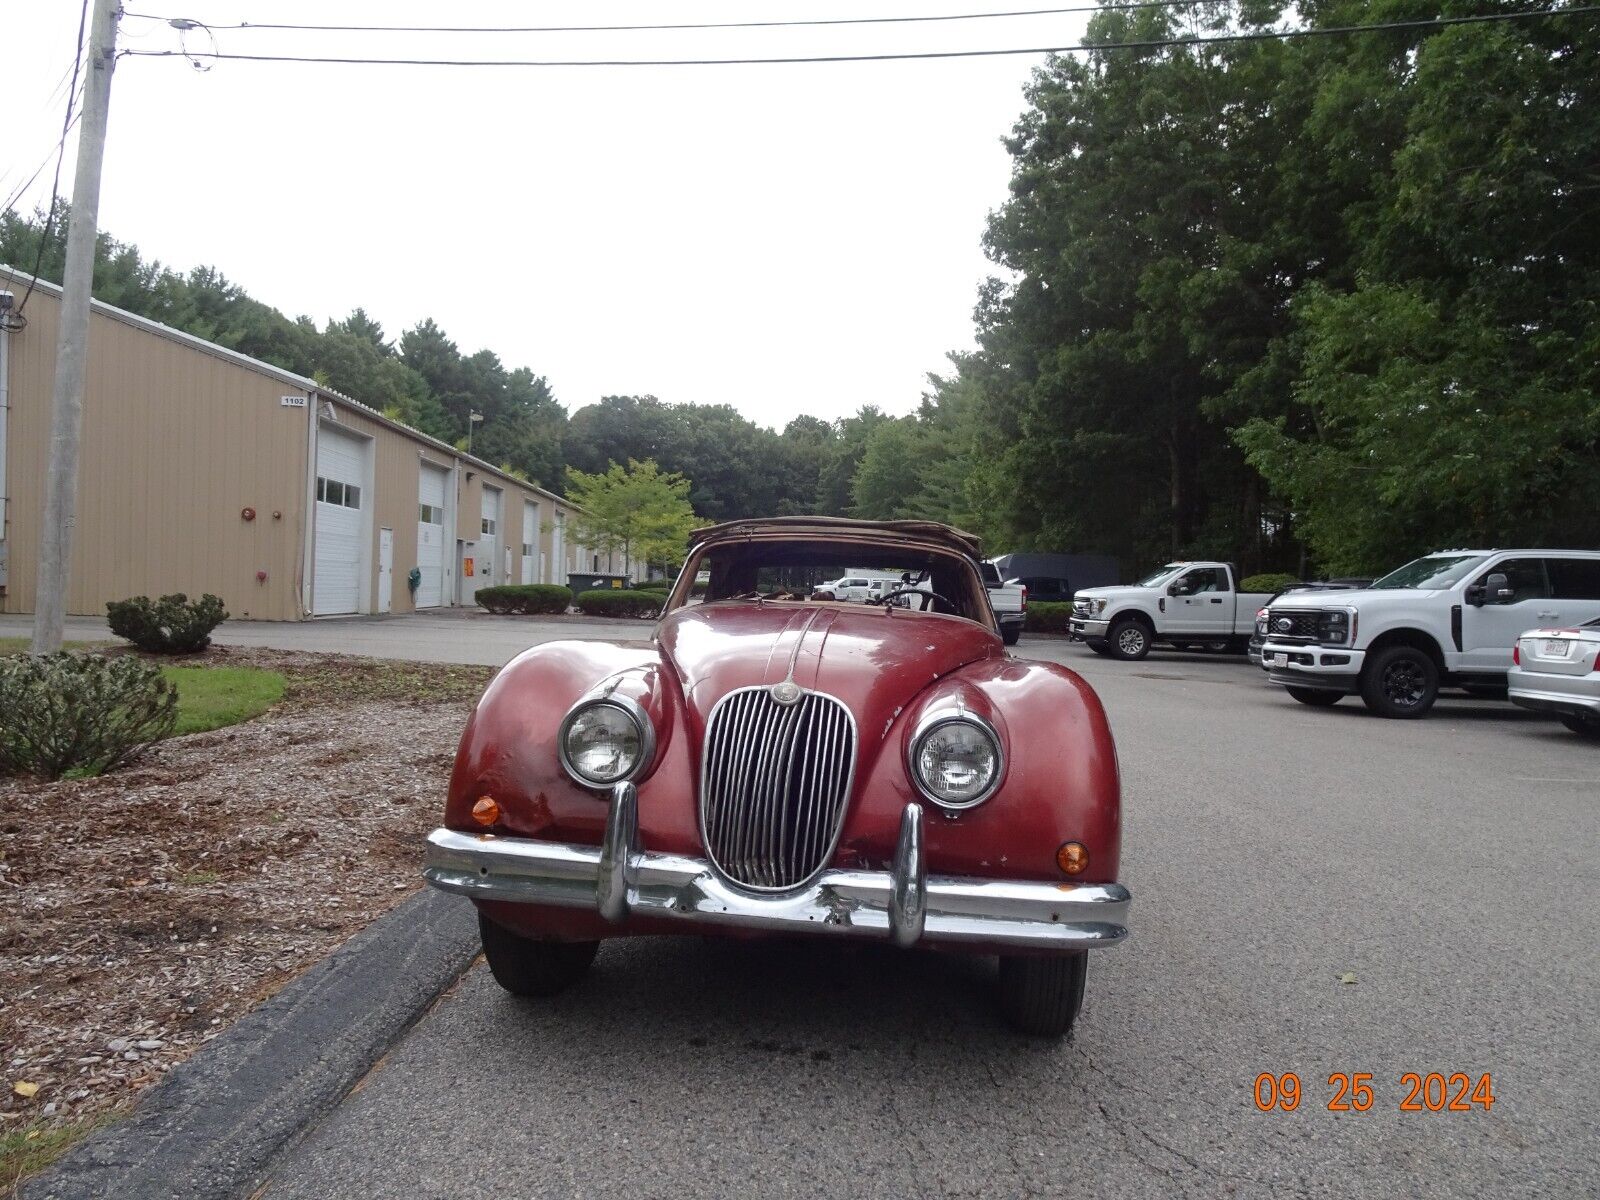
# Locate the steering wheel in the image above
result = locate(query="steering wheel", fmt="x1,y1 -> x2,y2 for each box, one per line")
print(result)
872,585 -> 958,613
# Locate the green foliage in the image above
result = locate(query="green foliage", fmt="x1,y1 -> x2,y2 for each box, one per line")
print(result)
1024,602 -> 1074,634
106,593 -> 228,654
474,584 -> 573,615
565,459 -> 698,573
163,666 -> 286,735
0,655 -> 177,779
1239,573 -> 1300,595
575,589 -> 665,619
632,580 -> 673,592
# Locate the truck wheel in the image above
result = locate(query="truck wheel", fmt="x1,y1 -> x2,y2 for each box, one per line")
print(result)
1002,624 -> 1021,646
1086,639 -> 1112,657
1559,715 -> 1600,739
1286,687 -> 1341,707
1107,617 -> 1151,661
479,913 -> 599,997
1359,646 -> 1439,718
997,951 -> 1087,1037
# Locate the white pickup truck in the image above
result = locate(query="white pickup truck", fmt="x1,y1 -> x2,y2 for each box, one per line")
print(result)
1259,548 -> 1600,718
979,561 -> 1026,646
1069,562 -> 1271,660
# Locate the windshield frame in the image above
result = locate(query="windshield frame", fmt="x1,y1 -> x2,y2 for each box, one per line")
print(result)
1369,554 -> 1488,591
1135,564 -> 1185,588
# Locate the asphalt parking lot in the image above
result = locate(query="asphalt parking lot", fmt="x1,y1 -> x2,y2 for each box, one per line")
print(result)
248,629 -> 1598,1200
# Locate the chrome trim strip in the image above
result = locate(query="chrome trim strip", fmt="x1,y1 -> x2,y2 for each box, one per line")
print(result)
423,813 -> 1131,952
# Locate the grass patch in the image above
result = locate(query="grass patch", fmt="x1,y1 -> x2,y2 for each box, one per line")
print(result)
163,666 -> 286,735
1,1115 -> 111,1191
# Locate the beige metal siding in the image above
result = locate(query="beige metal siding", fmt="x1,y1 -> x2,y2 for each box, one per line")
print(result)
1,270 -> 309,620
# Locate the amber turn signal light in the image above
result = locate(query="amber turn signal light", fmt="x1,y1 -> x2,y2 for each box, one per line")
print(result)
1056,841 -> 1088,875
471,796 -> 500,826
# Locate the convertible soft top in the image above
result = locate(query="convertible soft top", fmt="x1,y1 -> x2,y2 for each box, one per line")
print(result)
688,516 -> 983,561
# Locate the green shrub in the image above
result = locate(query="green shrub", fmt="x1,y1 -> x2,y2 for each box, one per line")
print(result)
0,655 -> 177,779
1239,573 -> 1300,595
633,580 -> 672,592
475,584 -> 573,615
106,593 -> 228,654
576,589 -> 664,618
1024,601 -> 1074,634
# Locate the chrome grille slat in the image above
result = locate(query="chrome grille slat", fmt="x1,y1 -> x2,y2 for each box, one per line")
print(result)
700,686 -> 857,891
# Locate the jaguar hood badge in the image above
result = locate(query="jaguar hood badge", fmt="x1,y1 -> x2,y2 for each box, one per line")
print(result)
771,680 -> 803,706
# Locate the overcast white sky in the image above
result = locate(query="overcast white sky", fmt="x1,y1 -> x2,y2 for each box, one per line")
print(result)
2,2 -> 1090,429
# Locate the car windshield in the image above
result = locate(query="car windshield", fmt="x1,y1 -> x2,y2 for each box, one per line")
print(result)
675,540 -> 990,624
1370,554 -> 1486,590
1135,564 -> 1183,587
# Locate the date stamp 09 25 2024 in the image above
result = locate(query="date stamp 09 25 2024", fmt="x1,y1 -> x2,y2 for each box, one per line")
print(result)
1253,1072 -> 1496,1113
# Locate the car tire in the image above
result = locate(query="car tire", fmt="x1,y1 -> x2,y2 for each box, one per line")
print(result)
1558,715 -> 1600,739
1107,617 -> 1152,661
1359,646 -> 1439,718
998,951 -> 1087,1037
1286,686 -> 1341,707
1086,639 -> 1112,657
479,913 -> 599,997
1002,624 -> 1021,646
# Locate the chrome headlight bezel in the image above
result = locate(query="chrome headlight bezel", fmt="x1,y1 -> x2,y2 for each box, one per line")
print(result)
558,695 -> 656,788
906,711 -> 1005,811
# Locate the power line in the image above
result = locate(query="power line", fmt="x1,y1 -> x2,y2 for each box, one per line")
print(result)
118,8 -> 1600,68
119,2 -> 1254,36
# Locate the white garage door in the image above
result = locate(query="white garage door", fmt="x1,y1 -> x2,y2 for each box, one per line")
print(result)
520,499 -> 540,584
416,463 -> 449,608
313,425 -> 368,616
477,485 -> 502,590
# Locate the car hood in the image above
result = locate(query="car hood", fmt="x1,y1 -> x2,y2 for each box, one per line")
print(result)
656,602 -> 1002,724
1267,587 -> 1444,611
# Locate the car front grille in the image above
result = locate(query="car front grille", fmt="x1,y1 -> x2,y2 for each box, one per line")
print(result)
1265,609 -> 1323,642
700,686 -> 857,891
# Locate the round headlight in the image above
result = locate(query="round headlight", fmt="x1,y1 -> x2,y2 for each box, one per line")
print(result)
910,716 -> 1003,809
559,700 -> 651,786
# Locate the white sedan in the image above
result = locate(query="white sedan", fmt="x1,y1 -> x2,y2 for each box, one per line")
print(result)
1508,618 -> 1600,739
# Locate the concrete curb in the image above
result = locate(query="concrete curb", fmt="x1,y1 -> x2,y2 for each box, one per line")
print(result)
25,888 -> 479,1200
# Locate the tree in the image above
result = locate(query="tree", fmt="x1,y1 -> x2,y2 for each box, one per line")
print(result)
564,459 -> 699,574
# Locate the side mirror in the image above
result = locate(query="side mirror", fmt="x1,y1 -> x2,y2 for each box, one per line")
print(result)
1483,572 -> 1513,604
1167,581 -> 1186,596
1465,583 -> 1485,607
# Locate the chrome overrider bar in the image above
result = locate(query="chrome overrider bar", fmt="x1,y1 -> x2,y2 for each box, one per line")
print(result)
424,783 -> 1131,951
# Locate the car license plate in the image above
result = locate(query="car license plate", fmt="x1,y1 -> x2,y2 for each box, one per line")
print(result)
1541,639 -> 1571,658
1271,653 -> 1288,667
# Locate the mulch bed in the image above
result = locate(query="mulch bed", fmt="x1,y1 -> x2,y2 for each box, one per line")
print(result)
0,647 -> 494,1176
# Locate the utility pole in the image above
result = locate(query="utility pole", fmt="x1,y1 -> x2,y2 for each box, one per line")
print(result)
31,0 -> 120,655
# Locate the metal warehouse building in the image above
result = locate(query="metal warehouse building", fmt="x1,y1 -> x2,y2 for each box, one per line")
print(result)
0,266 -> 618,620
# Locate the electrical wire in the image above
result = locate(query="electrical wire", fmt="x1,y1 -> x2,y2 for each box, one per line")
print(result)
118,2 -> 1264,36
15,0 -> 91,317
117,7 -> 1600,68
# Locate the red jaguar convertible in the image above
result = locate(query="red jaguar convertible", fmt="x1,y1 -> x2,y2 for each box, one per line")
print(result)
424,518 -> 1130,1035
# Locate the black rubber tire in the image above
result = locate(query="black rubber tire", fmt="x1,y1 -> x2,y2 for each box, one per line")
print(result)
1086,640 -> 1112,657
1559,714 -> 1600,740
1287,686 -> 1342,707
997,952 -> 1088,1037
1002,624 -> 1022,646
1107,617 -> 1152,661
1359,645 -> 1439,718
478,913 -> 599,997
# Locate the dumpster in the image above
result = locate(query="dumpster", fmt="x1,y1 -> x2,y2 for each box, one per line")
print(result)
567,573 -> 631,594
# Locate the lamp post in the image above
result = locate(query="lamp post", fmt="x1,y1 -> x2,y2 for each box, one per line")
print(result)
467,410 -> 484,457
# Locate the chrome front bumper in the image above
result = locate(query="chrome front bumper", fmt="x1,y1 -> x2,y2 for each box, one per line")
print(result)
424,784 -> 1130,952
1068,617 -> 1109,639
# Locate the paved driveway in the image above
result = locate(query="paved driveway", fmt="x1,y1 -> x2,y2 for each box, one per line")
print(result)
255,634 -> 1599,1199
0,610 -> 651,667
